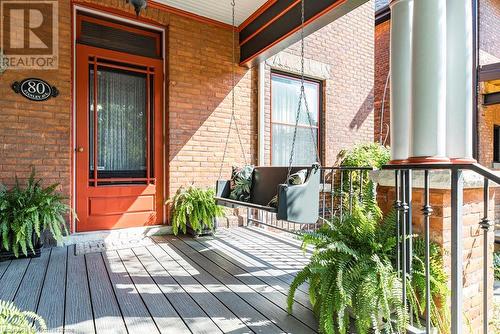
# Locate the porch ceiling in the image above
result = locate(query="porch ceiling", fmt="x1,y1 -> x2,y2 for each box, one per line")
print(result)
151,0 -> 268,26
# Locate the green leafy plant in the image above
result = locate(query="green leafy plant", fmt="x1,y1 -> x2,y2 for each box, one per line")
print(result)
0,169 -> 70,257
383,212 -> 450,333
288,183 -> 407,334
0,300 -> 46,333
494,252 -> 500,281
335,143 -> 391,204
338,142 -> 391,169
167,186 -> 225,235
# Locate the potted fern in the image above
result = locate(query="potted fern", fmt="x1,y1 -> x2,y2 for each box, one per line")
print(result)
288,182 -> 449,334
167,186 -> 225,237
0,169 -> 70,261
288,184 -> 408,334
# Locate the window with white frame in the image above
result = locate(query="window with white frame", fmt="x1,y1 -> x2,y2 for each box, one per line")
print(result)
271,72 -> 321,166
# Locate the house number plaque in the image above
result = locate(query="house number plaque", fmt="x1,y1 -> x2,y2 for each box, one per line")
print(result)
11,78 -> 59,102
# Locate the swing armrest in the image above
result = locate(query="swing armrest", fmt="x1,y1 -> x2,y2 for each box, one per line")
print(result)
216,180 -> 231,198
276,166 -> 320,224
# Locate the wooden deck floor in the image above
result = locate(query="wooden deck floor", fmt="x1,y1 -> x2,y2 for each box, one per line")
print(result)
0,227 -> 317,334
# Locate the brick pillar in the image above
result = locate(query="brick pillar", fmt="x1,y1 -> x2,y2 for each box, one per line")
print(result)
374,170 -> 495,333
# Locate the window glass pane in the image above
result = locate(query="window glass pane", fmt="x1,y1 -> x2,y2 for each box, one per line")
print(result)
272,124 -> 318,166
271,75 -> 319,126
89,66 -> 148,178
271,73 -> 320,166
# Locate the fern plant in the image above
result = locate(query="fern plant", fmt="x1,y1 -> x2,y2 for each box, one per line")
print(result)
0,300 -> 46,333
288,180 -> 450,334
167,186 -> 225,235
0,169 -> 70,257
288,183 -> 407,334
382,211 -> 450,333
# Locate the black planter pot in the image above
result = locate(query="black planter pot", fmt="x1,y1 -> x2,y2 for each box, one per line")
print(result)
186,222 -> 215,237
0,233 -> 42,262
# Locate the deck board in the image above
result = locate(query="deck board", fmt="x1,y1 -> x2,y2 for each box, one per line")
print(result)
37,247 -> 67,331
0,227 -> 318,334
13,250 -> 50,312
65,245 -> 96,334
86,252 -> 128,334
104,250 -> 160,334
0,260 -> 11,280
0,257 -> 30,301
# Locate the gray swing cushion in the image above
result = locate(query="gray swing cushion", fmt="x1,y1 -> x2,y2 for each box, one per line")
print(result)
276,166 -> 320,224
268,169 -> 308,208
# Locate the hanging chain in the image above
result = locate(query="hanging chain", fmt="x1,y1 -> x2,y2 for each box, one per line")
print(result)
286,0 -> 320,181
219,0 -> 248,179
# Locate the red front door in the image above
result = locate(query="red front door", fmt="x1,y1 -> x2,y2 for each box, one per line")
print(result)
75,44 -> 164,232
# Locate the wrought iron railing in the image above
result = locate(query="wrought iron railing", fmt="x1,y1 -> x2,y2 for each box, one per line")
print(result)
383,163 -> 498,334
246,166 -> 374,232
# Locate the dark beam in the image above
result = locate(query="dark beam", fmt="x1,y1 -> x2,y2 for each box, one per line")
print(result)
239,0 -> 369,67
479,62 -> 500,82
375,5 -> 390,25
484,92 -> 500,106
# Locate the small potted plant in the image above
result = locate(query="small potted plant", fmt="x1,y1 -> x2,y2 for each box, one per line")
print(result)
167,185 -> 225,237
0,169 -> 70,261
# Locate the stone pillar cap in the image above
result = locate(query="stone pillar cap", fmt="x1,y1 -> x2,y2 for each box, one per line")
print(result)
370,169 -> 500,190
390,0 -> 412,7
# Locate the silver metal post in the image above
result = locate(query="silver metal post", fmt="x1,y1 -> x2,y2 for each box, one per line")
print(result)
480,177 -> 490,334
406,169 -> 413,273
340,170 -> 344,221
450,169 -> 463,334
322,169 -> 326,219
395,170 -> 401,276
405,170 -> 413,324
246,207 -> 250,227
349,171 -> 354,214
359,171 -> 363,203
422,170 -> 432,333
401,170 -> 407,311
330,170 -> 334,219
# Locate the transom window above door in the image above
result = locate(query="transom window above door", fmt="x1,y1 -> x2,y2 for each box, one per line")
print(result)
271,72 -> 322,166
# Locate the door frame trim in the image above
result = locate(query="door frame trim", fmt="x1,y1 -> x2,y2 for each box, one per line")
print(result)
72,4 -> 167,233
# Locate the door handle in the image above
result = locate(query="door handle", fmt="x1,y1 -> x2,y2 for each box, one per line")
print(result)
77,147 -> 84,153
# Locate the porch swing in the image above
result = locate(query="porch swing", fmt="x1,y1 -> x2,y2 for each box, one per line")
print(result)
215,0 -> 320,225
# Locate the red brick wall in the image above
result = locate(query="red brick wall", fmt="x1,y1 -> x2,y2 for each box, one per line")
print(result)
374,20 -> 390,144
0,0 -> 374,228
0,0 -> 257,200
478,102 -> 500,168
479,0 -> 500,65
0,0 -> 72,196
262,0 -> 375,166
